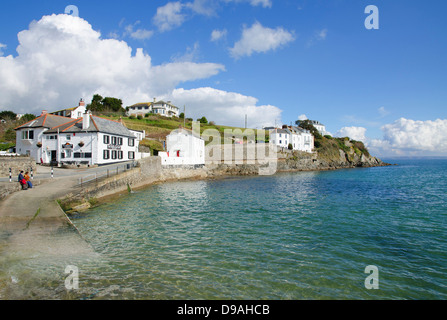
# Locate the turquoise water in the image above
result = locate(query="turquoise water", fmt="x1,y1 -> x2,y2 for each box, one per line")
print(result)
68,158 -> 447,299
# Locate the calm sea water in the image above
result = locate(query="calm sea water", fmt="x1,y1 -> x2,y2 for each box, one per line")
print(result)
3,158 -> 447,299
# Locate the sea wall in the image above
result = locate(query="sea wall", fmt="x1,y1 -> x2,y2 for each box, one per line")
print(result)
0,157 -> 37,177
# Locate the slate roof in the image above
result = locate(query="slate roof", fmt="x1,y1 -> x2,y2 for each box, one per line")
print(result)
14,114 -> 75,130
43,115 -> 135,138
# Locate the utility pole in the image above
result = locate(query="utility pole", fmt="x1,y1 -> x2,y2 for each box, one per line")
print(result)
245,114 -> 247,129
183,105 -> 186,128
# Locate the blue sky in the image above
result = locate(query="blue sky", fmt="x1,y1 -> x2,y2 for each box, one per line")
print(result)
0,0 -> 446,156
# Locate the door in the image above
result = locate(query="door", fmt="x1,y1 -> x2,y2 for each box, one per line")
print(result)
51,150 -> 57,163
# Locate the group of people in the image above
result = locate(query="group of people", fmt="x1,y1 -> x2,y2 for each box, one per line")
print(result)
18,170 -> 33,190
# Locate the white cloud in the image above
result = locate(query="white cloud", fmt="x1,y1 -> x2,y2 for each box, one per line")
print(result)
298,114 -> 308,121
249,0 -> 272,8
211,29 -> 227,42
153,2 -> 186,32
0,14 -> 224,114
335,118 -> 447,157
307,28 -> 328,47
378,106 -> 390,118
0,43 -> 6,56
167,87 -> 282,128
224,0 -> 272,8
124,22 -> 154,40
230,22 -> 295,59
336,126 -> 367,142
380,118 -> 447,153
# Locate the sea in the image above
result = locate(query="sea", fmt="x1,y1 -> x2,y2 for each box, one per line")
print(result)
1,158 -> 446,300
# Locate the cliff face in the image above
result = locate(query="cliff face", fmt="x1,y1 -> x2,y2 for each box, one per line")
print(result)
206,139 -> 388,177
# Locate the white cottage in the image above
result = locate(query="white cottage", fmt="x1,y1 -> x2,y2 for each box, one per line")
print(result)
49,99 -> 87,119
159,128 -> 205,166
269,126 -> 314,153
127,99 -> 180,118
15,111 -> 145,165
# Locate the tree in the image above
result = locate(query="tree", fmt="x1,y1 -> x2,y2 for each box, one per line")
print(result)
87,94 -> 125,114
179,113 -> 185,119
197,116 -> 208,124
21,114 -> 36,122
297,120 -> 322,140
0,111 -> 17,121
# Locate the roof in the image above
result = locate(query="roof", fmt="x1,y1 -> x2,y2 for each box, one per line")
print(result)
44,115 -> 136,138
14,114 -> 74,131
130,100 -> 179,109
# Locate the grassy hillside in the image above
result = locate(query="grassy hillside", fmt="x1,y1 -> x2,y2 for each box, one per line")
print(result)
105,114 -> 269,155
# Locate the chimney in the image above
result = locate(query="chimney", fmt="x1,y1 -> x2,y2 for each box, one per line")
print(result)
82,111 -> 91,130
41,110 -> 48,116
118,117 -> 127,128
79,98 -> 85,107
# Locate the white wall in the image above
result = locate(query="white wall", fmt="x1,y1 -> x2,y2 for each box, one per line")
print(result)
160,131 -> 205,166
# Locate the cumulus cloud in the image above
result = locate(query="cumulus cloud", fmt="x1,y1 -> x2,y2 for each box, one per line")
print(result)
167,87 -> 282,128
336,126 -> 367,142
0,14 -> 281,128
336,118 -> 447,157
211,29 -> 227,42
230,22 -> 295,59
380,118 -> 447,153
378,106 -> 390,118
153,2 -> 186,32
0,14 -> 224,114
0,43 -> 6,56
298,114 -> 308,121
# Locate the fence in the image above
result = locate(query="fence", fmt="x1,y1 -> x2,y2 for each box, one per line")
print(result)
78,161 -> 139,187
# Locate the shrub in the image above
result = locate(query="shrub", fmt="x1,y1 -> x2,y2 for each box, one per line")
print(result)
288,143 -> 293,150
137,115 -> 143,120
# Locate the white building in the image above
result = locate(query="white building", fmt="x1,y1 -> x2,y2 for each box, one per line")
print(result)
269,126 -> 314,153
15,111 -> 146,165
296,119 -> 327,136
49,99 -> 87,119
159,128 -> 205,166
127,99 -> 180,118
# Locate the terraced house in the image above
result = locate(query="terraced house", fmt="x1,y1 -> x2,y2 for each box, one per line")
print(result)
15,110 -> 145,166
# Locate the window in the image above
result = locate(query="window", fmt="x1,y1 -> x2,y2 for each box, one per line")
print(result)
103,150 -> 110,160
112,136 -> 117,145
129,138 -> 135,147
74,153 -> 82,159
118,137 -> 123,146
104,135 -> 110,144
128,151 -> 135,160
112,150 -> 117,160
22,130 -> 34,140
118,151 -> 123,159
66,135 -> 71,141
84,153 -> 92,159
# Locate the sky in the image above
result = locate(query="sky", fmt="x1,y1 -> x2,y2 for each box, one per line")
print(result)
0,0 -> 446,157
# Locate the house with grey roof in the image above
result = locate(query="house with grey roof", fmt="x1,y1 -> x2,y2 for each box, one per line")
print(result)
127,98 -> 180,118
15,110 -> 145,165
268,126 -> 314,153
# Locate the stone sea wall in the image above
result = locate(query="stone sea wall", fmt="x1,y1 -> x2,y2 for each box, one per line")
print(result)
0,157 -> 37,177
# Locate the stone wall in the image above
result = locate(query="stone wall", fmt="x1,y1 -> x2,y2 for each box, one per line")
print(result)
0,157 -> 37,177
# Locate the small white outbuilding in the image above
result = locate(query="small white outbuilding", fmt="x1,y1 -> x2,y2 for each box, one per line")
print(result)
159,128 -> 205,166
